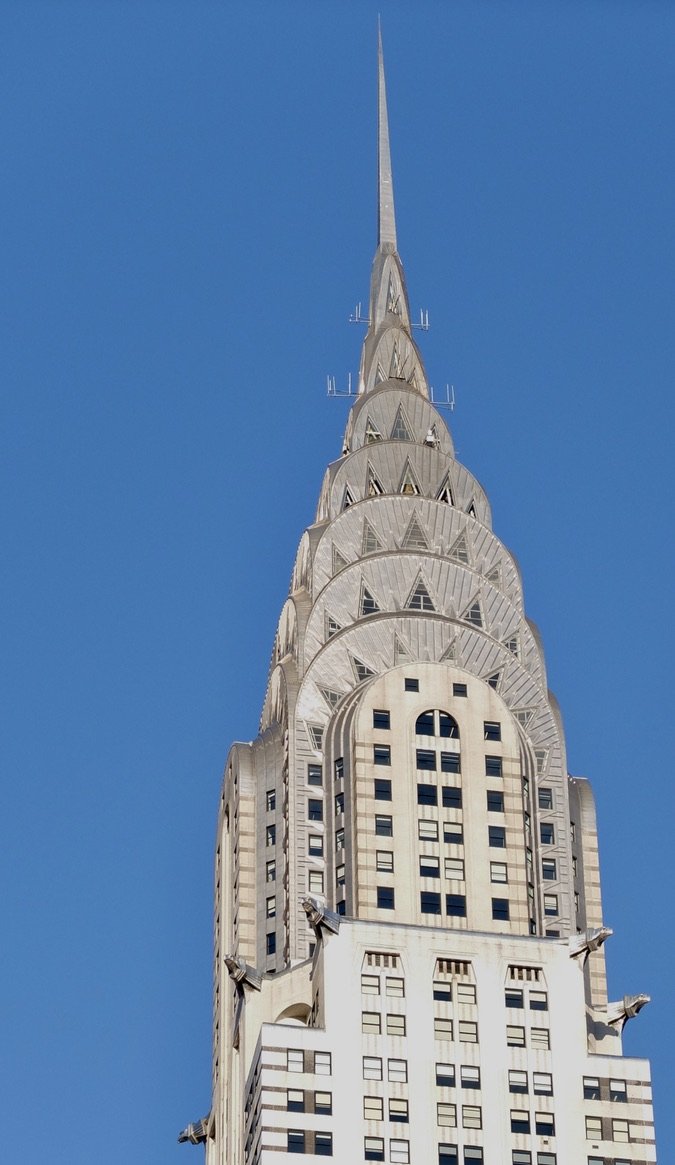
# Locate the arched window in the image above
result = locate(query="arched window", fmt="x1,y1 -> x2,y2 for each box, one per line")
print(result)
415,710 -> 459,739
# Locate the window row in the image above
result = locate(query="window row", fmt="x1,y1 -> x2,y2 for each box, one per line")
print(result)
362,1012 -> 407,1037
438,1148 -> 485,1165
404,680 -> 468,697
583,1076 -> 628,1102
436,1102 -> 483,1129
508,1069 -> 553,1095
363,1096 -> 411,1122
361,974 -> 405,997
507,1025 -> 550,1049
433,1019 -> 479,1042
505,988 -> 548,1011
364,1136 -> 410,1163
287,1129 -> 333,1156
287,1049 -> 332,1075
512,1155 -> 557,1165
363,1056 -> 408,1082
373,817 -> 510,850
286,1089 -> 332,1114
510,1110 -> 555,1135
586,1116 -> 635,1143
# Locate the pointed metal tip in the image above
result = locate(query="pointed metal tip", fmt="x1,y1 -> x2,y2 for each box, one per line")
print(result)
377,22 -> 397,251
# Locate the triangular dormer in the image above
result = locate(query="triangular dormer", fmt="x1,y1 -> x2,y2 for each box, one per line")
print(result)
406,576 -> 436,612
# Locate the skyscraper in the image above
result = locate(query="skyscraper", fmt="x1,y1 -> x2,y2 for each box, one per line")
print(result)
181,34 -> 657,1165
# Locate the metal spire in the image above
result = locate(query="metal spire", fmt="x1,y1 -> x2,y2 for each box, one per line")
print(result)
377,21 -> 397,251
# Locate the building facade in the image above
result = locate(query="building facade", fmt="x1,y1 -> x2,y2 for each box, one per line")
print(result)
181,37 -> 657,1165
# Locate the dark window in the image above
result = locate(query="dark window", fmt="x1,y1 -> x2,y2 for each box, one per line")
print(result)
374,745 -> 391,766
421,891 -> 442,914
266,789 -> 276,811
308,835 -> 323,856
374,779 -> 392,801
416,710 -> 435,735
610,1079 -> 628,1102
287,1089 -> 305,1112
442,786 -> 462,808
493,897 -> 511,924
530,991 -> 548,1011
488,826 -> 506,848
436,1063 -> 455,1086
433,982 -> 452,1002
334,757 -> 344,780
440,752 -> 461,773
416,748 -> 437,770
439,712 -> 459,738
439,1149 -> 459,1165
404,678 -> 419,692
334,792 -> 344,814
336,900 -> 346,915
511,1112 -> 530,1134
315,1132 -> 333,1156
267,824 -> 276,846
443,822 -> 464,844
538,787 -> 553,809
583,1078 -> 600,1100
266,932 -> 276,955
446,894 -> 466,917
484,721 -> 501,741
373,709 -> 390,730
540,823 -> 555,845
420,855 -> 440,878
287,1130 -> 305,1154
308,764 -> 322,786
377,886 -> 395,910
308,799 -> 323,821
314,1091 -> 332,1115
375,815 -> 393,836
505,988 -> 524,1008
365,1138 -> 385,1162
335,828 -> 344,850
485,755 -> 502,777
535,1114 -> 555,1136
542,858 -> 557,880
452,684 -> 467,697
464,1151 -> 483,1164
486,790 -> 504,812
417,783 -> 438,806
460,1066 -> 481,1089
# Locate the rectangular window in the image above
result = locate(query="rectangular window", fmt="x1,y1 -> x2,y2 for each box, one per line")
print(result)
266,789 -> 276,811
373,709 -> 390,730
364,1137 -> 385,1161
417,748 -> 437,770
390,1139 -> 409,1165
442,785 -> 462,807
443,822 -> 464,844
404,678 -> 419,692
612,1119 -> 630,1142
335,863 -> 345,885
452,683 -> 467,697
535,1112 -> 555,1136
374,744 -> 391,766
436,1062 -> 455,1086
434,1017 -> 453,1039
440,752 -> 461,774
543,893 -> 558,916
335,827 -> 344,851
540,822 -> 555,844
334,757 -> 344,780
376,850 -> 393,872
377,886 -> 395,910
511,1110 -> 530,1134
585,1116 -> 602,1140
445,857 -> 465,880
533,1072 -> 553,1095
505,987 -> 524,1008
446,894 -> 467,917
421,855 -> 441,878
314,1051 -> 331,1075
530,1027 -> 550,1050
287,1049 -> 304,1073
364,1095 -> 384,1121
334,792 -> 344,815
417,783 -> 438,806
433,979 -> 452,1002
512,1155 -> 532,1165
315,1131 -> 333,1157
456,983 -> 476,1004
287,1130 -> 305,1154
386,1013 -> 406,1037
485,755 -> 502,777
362,1011 -> 381,1035
308,871 -> 324,894
537,1156 -> 557,1165
538,787 -> 553,809
462,1105 -> 482,1129
492,897 -> 509,921
389,1098 -> 409,1123
542,858 -> 557,880
487,790 -> 504,812
509,1070 -> 528,1094
460,1065 -> 480,1089
308,834 -> 323,856
488,825 -> 506,848
458,1020 -> 478,1043
388,1057 -> 408,1082
583,1077 -> 600,1100
363,1056 -> 382,1080
484,721 -> 501,740
307,763 -> 322,786
490,861 -> 508,883
385,976 -> 404,997
375,815 -> 393,837
266,859 -> 276,882
287,1088 -> 305,1112
437,1102 -> 457,1127
610,1078 -> 628,1102
374,779 -> 392,801
419,819 -> 439,841
266,895 -> 276,917
506,1025 -> 526,1047
361,973 -> 380,995
530,990 -> 548,1011
266,824 -> 276,847
421,891 -> 442,914
464,1150 -> 483,1163
266,932 -> 276,954
439,1147 -> 459,1165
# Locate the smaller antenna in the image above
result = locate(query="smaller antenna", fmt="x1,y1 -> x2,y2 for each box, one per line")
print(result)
429,384 -> 455,411
349,303 -> 371,325
411,308 -> 430,331
327,373 -> 359,399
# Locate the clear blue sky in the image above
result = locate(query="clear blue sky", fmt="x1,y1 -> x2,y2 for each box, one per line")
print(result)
2,2 -> 672,1162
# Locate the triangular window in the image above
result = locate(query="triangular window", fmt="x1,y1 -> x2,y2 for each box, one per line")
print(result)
332,545 -> 349,575
387,274 -> 401,315
504,633 -> 520,657
342,485 -> 355,510
406,577 -> 435,612
391,405 -> 413,441
486,671 -> 501,691
399,460 -> 421,496
407,368 -> 419,389
534,748 -> 548,776
375,361 -> 387,385
448,533 -> 470,565
307,724 -> 324,751
393,633 -> 411,664
436,474 -> 454,505
440,639 -> 457,662
485,563 -> 501,585
362,520 -> 383,556
351,656 -> 375,683
325,612 -> 342,639
514,708 -> 534,728
390,341 -> 405,379
467,501 -> 477,518
364,416 -> 382,444
402,515 -> 429,551
367,465 -> 385,497
360,584 -> 380,617
319,687 -> 343,710
463,599 -> 483,628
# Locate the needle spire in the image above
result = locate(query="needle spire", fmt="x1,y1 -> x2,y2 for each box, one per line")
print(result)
377,21 -> 397,251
